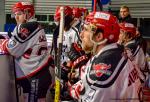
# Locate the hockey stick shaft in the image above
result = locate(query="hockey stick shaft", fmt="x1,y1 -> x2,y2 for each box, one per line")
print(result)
54,6 -> 64,102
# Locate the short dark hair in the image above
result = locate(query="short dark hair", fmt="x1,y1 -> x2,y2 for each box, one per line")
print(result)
120,5 -> 130,12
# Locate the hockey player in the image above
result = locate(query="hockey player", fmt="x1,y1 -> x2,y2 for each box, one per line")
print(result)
51,6 -> 82,101
54,6 -> 81,64
66,12 -> 96,83
118,22 -> 150,101
72,7 -> 82,32
119,22 -> 149,81
1,2 -> 53,102
69,11 -> 142,102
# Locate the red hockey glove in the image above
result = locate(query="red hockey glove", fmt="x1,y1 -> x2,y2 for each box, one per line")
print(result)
0,39 -> 9,54
69,80 -> 85,99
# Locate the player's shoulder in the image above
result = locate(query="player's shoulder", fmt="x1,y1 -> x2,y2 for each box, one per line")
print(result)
86,45 -> 128,88
71,26 -> 79,34
20,21 -> 40,32
15,21 -> 42,42
126,40 -> 139,55
94,44 -> 124,63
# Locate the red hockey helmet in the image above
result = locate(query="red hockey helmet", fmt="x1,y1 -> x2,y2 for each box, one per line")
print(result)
12,2 -> 34,19
72,7 -> 82,18
84,12 -> 95,24
80,7 -> 88,15
54,6 -> 73,22
119,22 -> 136,37
85,11 -> 120,43
80,7 -> 88,19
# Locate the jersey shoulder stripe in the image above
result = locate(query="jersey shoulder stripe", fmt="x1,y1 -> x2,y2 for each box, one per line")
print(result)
14,22 -> 42,43
86,46 -> 128,88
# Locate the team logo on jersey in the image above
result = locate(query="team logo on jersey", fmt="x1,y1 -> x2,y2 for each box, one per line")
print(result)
8,39 -> 16,48
92,63 -> 112,77
19,28 -> 30,40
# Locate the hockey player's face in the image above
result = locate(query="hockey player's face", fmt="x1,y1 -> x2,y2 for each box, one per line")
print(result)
80,24 -> 93,52
14,11 -> 26,24
118,29 -> 128,44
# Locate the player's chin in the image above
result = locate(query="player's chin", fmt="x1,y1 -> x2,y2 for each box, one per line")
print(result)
81,44 -> 92,52
16,21 -> 22,25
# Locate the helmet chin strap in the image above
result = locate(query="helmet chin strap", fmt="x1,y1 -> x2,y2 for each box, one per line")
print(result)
90,33 -> 107,55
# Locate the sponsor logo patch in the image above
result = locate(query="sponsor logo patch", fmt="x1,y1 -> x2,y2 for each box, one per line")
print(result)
92,63 -> 112,77
94,12 -> 110,20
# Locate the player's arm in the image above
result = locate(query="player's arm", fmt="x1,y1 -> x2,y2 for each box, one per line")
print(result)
2,22 -> 41,57
68,43 -> 90,69
67,43 -> 91,83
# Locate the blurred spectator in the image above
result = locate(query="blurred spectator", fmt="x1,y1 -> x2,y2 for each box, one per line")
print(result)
119,5 -> 135,25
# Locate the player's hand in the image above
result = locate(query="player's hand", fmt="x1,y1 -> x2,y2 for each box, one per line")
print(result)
68,43 -> 85,61
0,39 -> 9,53
61,61 -> 72,81
68,72 -> 76,79
69,80 -> 85,99
68,43 -> 89,69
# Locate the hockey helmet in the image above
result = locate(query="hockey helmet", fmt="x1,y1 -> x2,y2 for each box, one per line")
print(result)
119,22 -> 136,38
85,11 -> 120,43
80,7 -> 88,15
84,12 -> 95,24
72,7 -> 82,18
12,2 -> 34,19
54,6 -> 73,22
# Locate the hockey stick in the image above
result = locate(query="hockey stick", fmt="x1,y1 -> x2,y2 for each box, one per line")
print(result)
54,6 -> 64,102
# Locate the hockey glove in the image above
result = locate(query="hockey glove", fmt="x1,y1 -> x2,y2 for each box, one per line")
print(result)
0,39 -> 9,54
68,43 -> 89,69
69,80 -> 85,99
61,62 -> 72,81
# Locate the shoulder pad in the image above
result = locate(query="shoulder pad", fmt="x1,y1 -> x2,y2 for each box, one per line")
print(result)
15,22 -> 42,43
126,42 -> 138,54
86,47 -> 128,88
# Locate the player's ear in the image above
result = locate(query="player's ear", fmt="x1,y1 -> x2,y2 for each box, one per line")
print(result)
94,32 -> 103,42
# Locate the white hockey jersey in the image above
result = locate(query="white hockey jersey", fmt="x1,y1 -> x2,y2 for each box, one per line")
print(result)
61,27 -> 80,63
125,39 -> 147,80
70,43 -> 142,102
5,21 -> 51,79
